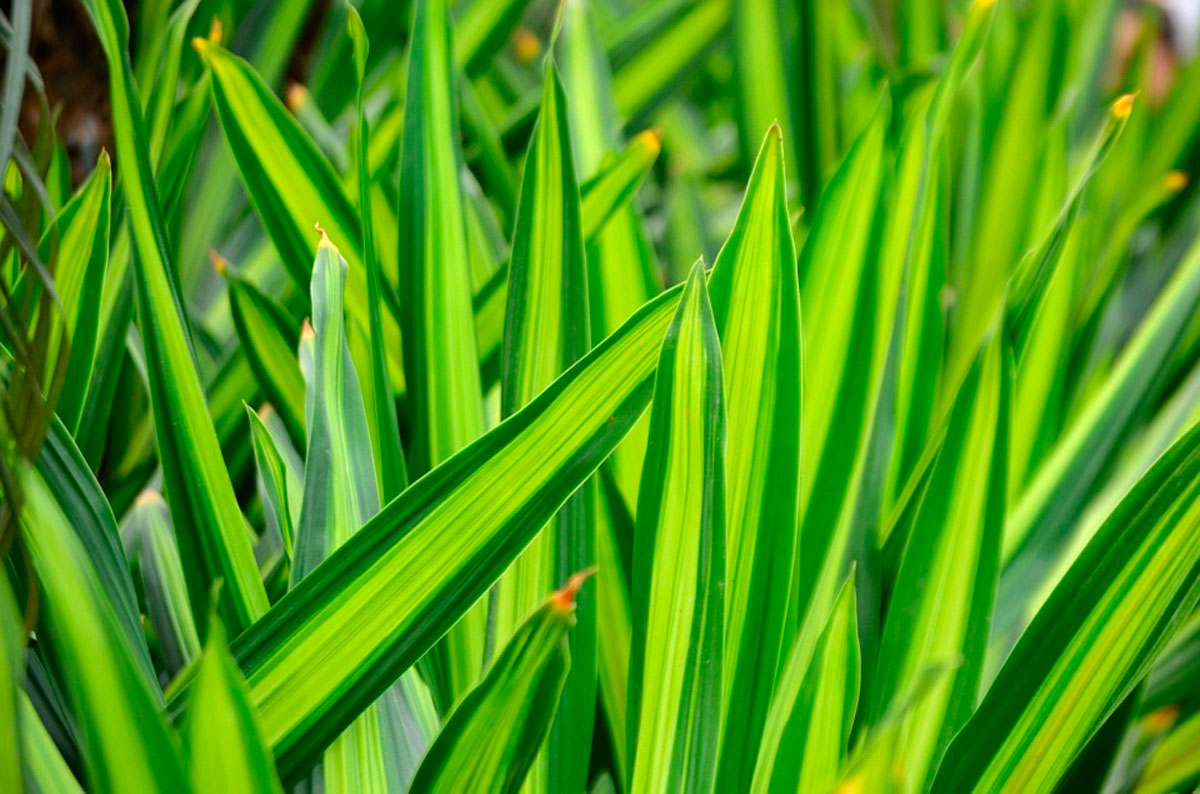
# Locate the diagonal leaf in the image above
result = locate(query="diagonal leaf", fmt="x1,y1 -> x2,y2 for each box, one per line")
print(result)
18,692 -> 82,794
627,263 -> 724,794
932,420 -> 1200,793
166,279 -> 689,783
706,125 -> 803,794
409,573 -> 584,794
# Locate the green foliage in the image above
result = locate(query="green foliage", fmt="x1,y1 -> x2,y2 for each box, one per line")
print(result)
7,1 -> 1200,792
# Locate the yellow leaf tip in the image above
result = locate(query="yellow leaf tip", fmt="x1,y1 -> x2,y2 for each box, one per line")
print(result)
638,128 -> 662,157
208,16 -> 223,45
191,36 -> 208,54
135,489 -> 164,507
257,403 -> 276,421
1166,170 -> 1188,192
314,222 -> 336,252
1112,92 -> 1137,120
972,0 -> 996,10
301,318 -> 315,340
286,83 -> 309,113
551,567 -> 597,612
513,27 -> 540,64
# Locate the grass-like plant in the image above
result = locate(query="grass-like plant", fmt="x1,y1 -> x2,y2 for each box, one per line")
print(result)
4,0 -> 1200,792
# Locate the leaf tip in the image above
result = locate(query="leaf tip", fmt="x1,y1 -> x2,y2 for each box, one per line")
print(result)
257,403 -> 276,421
208,16 -> 223,45
135,489 -> 164,507
513,27 -> 541,65
301,318 -> 315,342
637,128 -> 662,158
551,567 -> 597,612
208,248 -> 229,277
1112,92 -> 1137,120
1166,170 -> 1189,192
287,82 -> 309,113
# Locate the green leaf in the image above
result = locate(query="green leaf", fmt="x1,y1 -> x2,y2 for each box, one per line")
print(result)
167,279 -> 687,783
494,56 -> 595,794
35,150 -> 110,435
0,576 -> 20,794
348,4 -> 408,503
292,233 -> 437,792
870,333 -> 1009,791
19,461 -> 190,792
1135,708 -> 1200,794
18,693 -> 83,794
36,417 -> 153,683
795,96 -> 890,635
396,0 -> 489,711
628,263 -> 725,794
455,0 -> 535,75
121,490 -> 202,678
733,0 -> 798,189
611,0 -> 731,121
706,126 -> 803,794
409,574 -> 583,794
556,4 -> 663,779
751,576 -> 860,794
932,421 -> 1200,793
78,0 -> 270,634
226,267 -> 306,448
246,405 -> 301,563
1004,235 -> 1200,569
473,128 -> 663,397
194,37 -> 405,394
185,614 -> 284,794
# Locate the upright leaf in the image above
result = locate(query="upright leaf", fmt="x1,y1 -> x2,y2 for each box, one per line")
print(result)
19,462 -> 189,792
751,577 -> 860,794
409,573 -> 585,794
707,126 -> 803,794
871,333 -> 1009,791
796,98 -> 889,635
292,233 -> 437,793
185,614 -> 284,794
348,5 -> 408,502
121,490 -> 202,678
396,0 -> 488,711
495,57 -> 594,794
0,577 -> 20,794
79,0 -> 270,633
35,151 -> 110,434
628,263 -> 725,794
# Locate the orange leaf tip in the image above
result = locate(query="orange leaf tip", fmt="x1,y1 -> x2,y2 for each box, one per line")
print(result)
1166,171 -> 1189,192
208,17 -> 223,45
300,318 -> 315,341
550,567 -> 597,612
208,248 -> 229,276
257,403 -> 276,421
